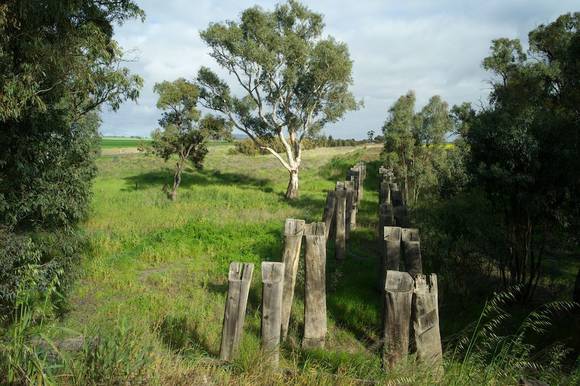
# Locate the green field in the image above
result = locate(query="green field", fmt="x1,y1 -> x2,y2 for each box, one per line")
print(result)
100,137 -> 149,149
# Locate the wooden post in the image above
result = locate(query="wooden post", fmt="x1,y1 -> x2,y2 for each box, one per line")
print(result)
383,270 -> 414,369
334,184 -> 347,260
402,228 -> 422,275
280,219 -> 306,341
220,262 -> 254,361
345,180 -> 356,238
303,222 -> 327,349
356,162 -> 365,201
379,181 -> 391,205
379,226 -> 402,291
391,189 -> 403,207
347,168 -> 358,198
412,274 -> 443,371
384,227 -> 402,271
261,262 -> 285,367
393,205 -> 410,228
379,203 -> 394,229
322,191 -> 336,241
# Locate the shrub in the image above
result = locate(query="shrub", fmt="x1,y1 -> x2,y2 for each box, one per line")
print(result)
0,227 -> 84,325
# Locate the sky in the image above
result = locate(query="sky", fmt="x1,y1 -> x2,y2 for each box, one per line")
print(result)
100,0 -> 578,139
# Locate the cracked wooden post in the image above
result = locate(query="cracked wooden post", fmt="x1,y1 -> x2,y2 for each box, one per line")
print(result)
347,168 -> 359,198
334,183 -> 347,260
303,222 -> 327,349
345,180 -> 356,237
383,270 -> 414,370
220,262 -> 254,361
356,162 -> 365,201
380,226 -> 402,291
379,180 -> 390,205
412,274 -> 443,374
261,262 -> 285,368
402,228 -> 422,275
322,191 -> 336,241
280,219 -> 305,341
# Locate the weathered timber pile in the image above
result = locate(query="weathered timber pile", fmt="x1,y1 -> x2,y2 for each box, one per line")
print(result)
378,166 -> 443,373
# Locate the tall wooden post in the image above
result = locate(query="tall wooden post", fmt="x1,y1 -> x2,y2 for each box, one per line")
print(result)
379,226 -> 402,292
345,180 -> 356,238
261,262 -> 285,367
334,184 -> 347,260
280,219 -> 305,341
382,270 -> 414,370
402,228 -> 422,275
356,163 -> 364,202
303,222 -> 327,349
220,262 -> 254,361
379,181 -> 390,205
322,191 -> 336,241
379,203 -> 394,229
412,274 -> 443,371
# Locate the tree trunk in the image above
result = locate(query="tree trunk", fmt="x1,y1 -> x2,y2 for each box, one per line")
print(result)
286,169 -> 299,199
169,161 -> 183,201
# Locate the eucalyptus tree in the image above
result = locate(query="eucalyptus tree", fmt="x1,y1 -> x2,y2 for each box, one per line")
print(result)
150,79 -> 231,201
382,92 -> 453,205
468,13 -> 580,299
0,0 -> 143,230
197,0 -> 358,198
382,91 -> 417,203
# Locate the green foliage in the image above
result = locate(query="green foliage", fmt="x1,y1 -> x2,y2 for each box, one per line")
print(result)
0,227 -> 85,325
467,12 -> 580,297
0,0 -> 143,230
197,0 -> 359,198
149,78 -> 231,200
447,288 -> 578,385
0,274 -> 61,385
74,322 -> 153,385
382,91 -> 456,205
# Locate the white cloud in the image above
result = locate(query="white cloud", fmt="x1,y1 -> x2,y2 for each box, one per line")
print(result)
100,0 -> 578,138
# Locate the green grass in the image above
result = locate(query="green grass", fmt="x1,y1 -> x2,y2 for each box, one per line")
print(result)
35,143 -> 578,385
100,137 -> 149,149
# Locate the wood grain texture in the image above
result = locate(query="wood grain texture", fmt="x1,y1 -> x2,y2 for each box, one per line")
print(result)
219,262 -> 254,361
412,274 -> 443,374
261,262 -> 285,367
382,270 -> 414,370
303,222 -> 327,349
280,219 -> 306,341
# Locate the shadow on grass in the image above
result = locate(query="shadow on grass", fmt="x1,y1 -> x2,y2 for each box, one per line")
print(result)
158,314 -> 218,357
122,168 -> 274,193
325,229 -> 383,352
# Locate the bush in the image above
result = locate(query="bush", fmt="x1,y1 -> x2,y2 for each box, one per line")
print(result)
0,227 -> 84,325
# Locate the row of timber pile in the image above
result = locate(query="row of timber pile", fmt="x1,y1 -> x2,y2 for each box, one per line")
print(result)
378,166 -> 443,374
217,162 -> 443,377
218,162 -> 367,368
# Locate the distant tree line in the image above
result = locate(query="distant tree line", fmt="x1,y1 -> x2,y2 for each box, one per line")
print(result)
229,135 -> 368,156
